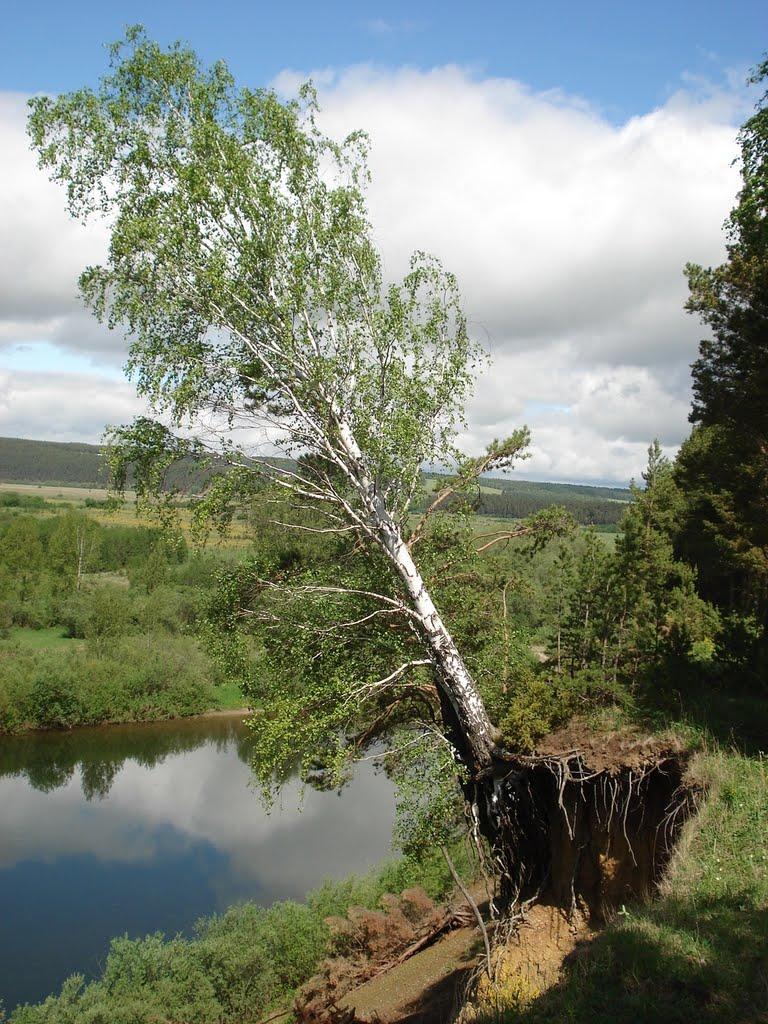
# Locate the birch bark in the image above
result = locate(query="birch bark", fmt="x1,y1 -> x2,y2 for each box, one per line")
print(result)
333,410 -> 498,777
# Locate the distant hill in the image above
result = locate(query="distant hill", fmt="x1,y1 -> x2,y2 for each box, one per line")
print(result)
472,476 -> 630,503
0,437 -> 108,487
0,436 -> 221,491
419,471 -> 629,526
0,436 -> 630,526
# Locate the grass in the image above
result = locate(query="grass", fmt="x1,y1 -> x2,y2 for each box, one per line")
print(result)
3,480 -> 611,553
210,679 -> 248,710
592,530 -> 618,549
0,479 -> 251,547
5,626 -> 78,651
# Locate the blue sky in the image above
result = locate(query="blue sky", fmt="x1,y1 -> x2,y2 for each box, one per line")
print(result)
3,0 -> 765,118
0,3 -> 765,483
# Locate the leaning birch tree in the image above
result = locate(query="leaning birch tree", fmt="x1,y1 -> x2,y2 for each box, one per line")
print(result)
29,30 -> 569,875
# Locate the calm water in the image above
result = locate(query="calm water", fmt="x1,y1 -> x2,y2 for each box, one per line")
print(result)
0,716 -> 396,1012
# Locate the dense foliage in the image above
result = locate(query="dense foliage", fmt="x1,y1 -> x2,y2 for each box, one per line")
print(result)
0,508 -> 236,733
675,59 -> 768,630
0,638 -> 215,733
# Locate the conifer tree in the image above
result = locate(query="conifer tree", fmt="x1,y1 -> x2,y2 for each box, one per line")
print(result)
679,58 -> 768,624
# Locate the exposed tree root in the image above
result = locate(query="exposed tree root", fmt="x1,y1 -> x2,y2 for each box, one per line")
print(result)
471,728 -> 698,923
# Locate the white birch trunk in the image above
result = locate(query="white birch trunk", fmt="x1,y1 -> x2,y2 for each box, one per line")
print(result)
333,412 -> 498,775
382,516 -> 497,773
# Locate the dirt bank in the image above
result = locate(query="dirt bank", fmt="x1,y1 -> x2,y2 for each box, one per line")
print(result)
294,723 -> 698,1024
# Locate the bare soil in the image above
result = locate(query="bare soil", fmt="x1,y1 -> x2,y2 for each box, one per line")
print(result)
534,719 -> 687,774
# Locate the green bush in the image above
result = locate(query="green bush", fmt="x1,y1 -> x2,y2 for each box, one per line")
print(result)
0,492 -> 47,509
497,673 -> 585,752
59,586 -> 134,644
0,636 -> 215,734
27,660 -> 84,729
0,651 -> 35,733
135,585 -> 200,635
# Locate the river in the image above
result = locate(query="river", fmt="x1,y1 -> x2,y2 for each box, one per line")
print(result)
0,716 -> 396,1012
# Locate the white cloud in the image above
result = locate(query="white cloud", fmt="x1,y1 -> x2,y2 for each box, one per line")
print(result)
0,66 -> 748,482
0,736 -> 395,899
0,368 -> 144,441
0,93 -> 121,361
291,65 -> 742,481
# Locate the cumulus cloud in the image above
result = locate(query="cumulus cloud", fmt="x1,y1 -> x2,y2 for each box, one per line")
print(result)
288,67 -> 740,354
0,66 -> 747,482
0,368 -> 144,442
280,64 -> 741,482
0,93 -> 120,360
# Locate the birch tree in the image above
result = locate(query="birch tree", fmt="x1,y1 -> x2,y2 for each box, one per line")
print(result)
29,30 -> 569,851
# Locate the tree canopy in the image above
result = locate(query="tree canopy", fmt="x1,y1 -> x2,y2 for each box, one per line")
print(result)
679,58 -> 768,623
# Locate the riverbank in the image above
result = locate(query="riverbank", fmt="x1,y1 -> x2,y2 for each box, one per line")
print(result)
3,704 -> 252,738
0,633 -> 244,735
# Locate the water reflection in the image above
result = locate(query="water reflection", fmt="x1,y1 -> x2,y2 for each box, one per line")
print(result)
0,717 -> 396,1011
0,716 -> 255,799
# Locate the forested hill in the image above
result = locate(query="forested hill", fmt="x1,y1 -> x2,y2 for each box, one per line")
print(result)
419,472 -> 630,525
0,436 -> 629,524
0,436 -> 223,491
0,437 -> 109,486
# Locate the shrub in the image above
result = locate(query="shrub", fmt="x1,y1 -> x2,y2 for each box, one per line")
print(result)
135,585 -> 199,635
26,660 -> 83,729
0,636 -> 215,734
0,651 -> 34,733
497,674 -> 584,752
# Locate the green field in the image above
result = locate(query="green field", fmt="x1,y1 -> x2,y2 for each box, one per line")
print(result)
0,481 -> 120,503
6,626 -> 79,650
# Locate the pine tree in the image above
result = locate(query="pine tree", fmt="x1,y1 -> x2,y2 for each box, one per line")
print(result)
679,59 -> 768,623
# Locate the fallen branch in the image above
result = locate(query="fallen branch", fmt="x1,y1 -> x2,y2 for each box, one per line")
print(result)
441,844 -> 493,979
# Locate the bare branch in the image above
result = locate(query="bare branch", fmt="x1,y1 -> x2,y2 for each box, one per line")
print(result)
474,525 -> 533,554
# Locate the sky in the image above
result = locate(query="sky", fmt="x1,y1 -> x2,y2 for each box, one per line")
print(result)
1,1 -> 766,485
